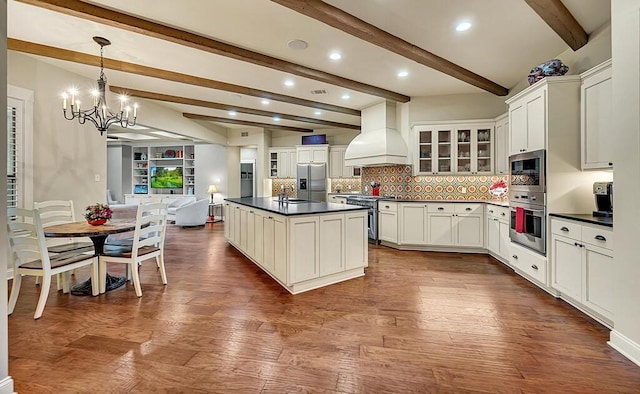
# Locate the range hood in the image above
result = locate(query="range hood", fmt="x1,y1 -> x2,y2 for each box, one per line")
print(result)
344,101 -> 408,167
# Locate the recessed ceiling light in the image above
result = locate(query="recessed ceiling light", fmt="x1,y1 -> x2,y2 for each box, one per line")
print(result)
341,94 -> 350,100
284,80 -> 294,87
261,99 -> 270,105
397,71 -> 409,78
273,116 -> 281,122
228,110 -> 237,116
287,39 -> 308,50
329,52 -> 342,60
314,111 -> 321,116
455,21 -> 472,32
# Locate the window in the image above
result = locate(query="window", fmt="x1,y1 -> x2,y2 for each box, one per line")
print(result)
7,86 -> 34,210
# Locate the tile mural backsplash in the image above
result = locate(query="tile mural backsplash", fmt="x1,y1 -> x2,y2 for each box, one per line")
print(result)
272,165 -> 509,202
362,165 -> 509,201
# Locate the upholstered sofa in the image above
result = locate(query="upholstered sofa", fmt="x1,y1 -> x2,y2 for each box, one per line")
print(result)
173,199 -> 209,227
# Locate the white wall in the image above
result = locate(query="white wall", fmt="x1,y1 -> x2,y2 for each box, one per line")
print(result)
195,143 -> 228,202
106,144 -> 132,203
610,0 -> 640,366
227,128 -> 269,196
226,146 -> 241,198
1,1 -> 13,391
8,51 -> 106,221
271,129 -> 359,147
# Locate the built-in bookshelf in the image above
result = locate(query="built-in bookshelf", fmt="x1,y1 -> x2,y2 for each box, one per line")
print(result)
131,144 -> 196,196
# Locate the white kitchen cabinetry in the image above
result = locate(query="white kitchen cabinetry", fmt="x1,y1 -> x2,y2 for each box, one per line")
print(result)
329,146 -> 360,178
581,60 -> 614,170
328,194 -> 348,204
225,202 -> 367,294
269,148 -> 296,178
427,203 -> 484,247
507,76 -> 582,155
296,144 -> 328,163
494,113 -> 509,175
399,203 -> 428,245
378,201 -> 398,244
485,205 -> 510,264
509,242 -> 548,286
550,217 -> 614,326
414,122 -> 494,175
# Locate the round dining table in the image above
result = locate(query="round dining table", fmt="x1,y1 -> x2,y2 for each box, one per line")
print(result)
43,219 -> 138,295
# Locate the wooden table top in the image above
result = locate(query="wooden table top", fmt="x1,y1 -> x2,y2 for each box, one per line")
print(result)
43,219 -> 138,238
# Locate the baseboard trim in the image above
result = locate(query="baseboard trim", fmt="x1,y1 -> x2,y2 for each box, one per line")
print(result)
0,376 -> 14,394
609,330 -> 640,367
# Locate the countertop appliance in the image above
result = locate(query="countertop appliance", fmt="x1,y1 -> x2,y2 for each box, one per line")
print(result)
296,163 -> 327,202
593,181 -> 613,217
345,195 -> 386,244
509,149 -> 546,194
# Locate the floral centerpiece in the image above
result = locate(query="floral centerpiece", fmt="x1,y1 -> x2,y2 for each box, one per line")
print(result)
85,203 -> 112,225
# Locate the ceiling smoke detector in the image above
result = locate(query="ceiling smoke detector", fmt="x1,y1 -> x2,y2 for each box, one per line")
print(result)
287,39 -> 308,50
310,89 -> 327,95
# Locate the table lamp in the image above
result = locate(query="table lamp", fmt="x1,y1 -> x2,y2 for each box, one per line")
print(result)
207,184 -> 218,203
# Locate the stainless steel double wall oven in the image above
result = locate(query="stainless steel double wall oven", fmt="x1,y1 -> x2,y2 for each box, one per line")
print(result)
508,149 -> 547,255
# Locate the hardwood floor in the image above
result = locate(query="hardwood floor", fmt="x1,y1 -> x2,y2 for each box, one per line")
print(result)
7,223 -> 640,393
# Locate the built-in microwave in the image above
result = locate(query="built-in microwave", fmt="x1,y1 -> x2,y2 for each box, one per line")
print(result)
509,149 -> 546,194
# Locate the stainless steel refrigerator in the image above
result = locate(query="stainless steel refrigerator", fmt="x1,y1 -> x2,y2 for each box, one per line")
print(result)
296,163 -> 327,202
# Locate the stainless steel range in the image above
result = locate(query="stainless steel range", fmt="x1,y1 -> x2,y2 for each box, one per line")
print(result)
346,196 -> 385,244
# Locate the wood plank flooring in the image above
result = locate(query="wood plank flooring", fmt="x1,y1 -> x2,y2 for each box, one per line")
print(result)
7,223 -> 640,393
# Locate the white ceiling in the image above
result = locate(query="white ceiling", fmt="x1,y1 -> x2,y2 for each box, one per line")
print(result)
7,0 -> 611,140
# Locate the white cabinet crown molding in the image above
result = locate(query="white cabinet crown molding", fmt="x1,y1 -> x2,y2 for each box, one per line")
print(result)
506,75 -> 581,105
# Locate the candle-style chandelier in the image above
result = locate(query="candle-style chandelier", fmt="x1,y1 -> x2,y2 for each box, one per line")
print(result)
61,36 -> 138,135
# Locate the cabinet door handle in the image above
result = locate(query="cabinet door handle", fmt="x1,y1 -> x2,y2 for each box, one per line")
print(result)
501,212 -> 506,216
465,207 -> 472,211
560,226 -> 569,232
512,255 -> 518,259
489,210 -> 494,213
595,235 -> 607,241
268,216 -> 273,219
249,210 -> 254,213
609,162 -> 613,166
437,207 -> 444,211
385,205 -> 390,209
531,264 -> 538,270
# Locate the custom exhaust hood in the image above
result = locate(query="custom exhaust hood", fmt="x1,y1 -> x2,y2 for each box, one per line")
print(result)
344,101 -> 408,167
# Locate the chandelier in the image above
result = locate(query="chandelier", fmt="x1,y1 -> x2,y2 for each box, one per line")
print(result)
61,36 -> 138,135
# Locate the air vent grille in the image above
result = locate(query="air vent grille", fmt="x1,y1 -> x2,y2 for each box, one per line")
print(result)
310,89 -> 327,95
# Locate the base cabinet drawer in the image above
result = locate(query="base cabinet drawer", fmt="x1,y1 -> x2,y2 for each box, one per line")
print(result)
510,242 -> 547,285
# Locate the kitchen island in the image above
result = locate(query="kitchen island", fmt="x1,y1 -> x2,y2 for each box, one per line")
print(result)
224,197 -> 369,294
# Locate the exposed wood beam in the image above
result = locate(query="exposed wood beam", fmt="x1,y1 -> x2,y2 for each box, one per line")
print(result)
8,38 -> 360,116
183,113 -> 313,133
110,86 -> 360,130
15,0 -> 410,103
525,0 -> 588,51
271,0 -> 509,96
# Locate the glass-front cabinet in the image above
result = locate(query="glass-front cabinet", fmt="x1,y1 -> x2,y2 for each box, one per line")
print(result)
414,122 -> 494,175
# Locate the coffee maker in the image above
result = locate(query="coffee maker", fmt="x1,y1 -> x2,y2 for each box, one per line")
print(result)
593,182 -> 613,217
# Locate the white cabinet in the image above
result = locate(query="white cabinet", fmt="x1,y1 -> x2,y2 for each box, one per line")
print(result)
269,148 -> 296,178
319,214 -> 345,276
399,203 -> 428,245
328,194 -> 348,204
550,217 -> 614,325
296,144 -> 328,163
378,201 -> 398,244
486,205 -> 510,263
344,212 -> 368,269
508,86 -> 546,154
581,59 -> 614,170
329,146 -> 360,178
426,204 -> 484,247
414,122 -> 494,175
494,113 -> 509,175
509,241 -> 548,286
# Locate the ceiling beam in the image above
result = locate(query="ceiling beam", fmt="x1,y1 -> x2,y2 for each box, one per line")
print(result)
525,0 -> 588,51
15,0 -> 410,103
109,86 -> 360,130
271,0 -> 509,96
183,113 -> 314,133
8,38 -> 360,116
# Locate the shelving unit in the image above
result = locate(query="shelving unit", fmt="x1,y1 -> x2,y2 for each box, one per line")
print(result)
130,144 -> 196,196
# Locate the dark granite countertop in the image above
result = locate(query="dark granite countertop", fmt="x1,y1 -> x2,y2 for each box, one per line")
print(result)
225,197 -> 369,216
550,213 -> 613,228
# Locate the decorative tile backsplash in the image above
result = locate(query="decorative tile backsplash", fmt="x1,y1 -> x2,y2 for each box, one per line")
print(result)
362,165 -> 509,202
272,166 -> 508,202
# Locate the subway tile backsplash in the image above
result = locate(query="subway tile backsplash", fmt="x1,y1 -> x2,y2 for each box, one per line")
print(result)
272,165 -> 509,202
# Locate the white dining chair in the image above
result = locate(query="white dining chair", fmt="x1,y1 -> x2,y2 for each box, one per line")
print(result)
99,203 -> 168,296
7,207 -> 99,319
